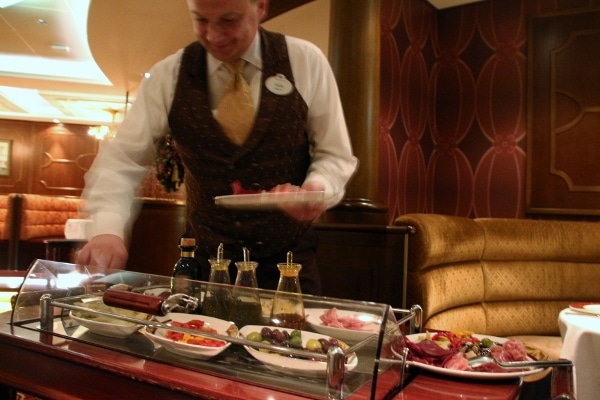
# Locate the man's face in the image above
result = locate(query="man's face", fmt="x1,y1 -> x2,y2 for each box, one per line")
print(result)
186,0 -> 267,62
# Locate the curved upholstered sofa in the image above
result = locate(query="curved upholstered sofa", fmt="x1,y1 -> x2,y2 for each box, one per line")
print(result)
393,213 -> 600,360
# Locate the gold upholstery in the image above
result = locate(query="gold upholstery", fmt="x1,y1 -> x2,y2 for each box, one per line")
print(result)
5,194 -> 81,240
394,213 -> 600,360
0,195 -> 8,240
4,194 -> 82,269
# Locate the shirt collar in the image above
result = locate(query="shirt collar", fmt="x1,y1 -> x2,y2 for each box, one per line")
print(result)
207,31 -> 262,75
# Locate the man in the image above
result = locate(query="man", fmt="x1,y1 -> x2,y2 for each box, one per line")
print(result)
77,0 -> 358,295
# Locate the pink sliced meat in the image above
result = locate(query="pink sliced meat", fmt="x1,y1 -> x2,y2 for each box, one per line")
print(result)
318,308 -> 373,331
443,352 -> 470,370
490,339 -> 529,362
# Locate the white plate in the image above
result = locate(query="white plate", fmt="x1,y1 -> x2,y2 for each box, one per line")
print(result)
394,333 -> 544,380
144,313 -> 237,360
305,308 -> 382,343
239,325 -> 358,378
569,302 -> 600,315
70,311 -> 145,339
214,191 -> 325,209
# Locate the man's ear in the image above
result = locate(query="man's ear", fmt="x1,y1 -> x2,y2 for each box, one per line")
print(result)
257,0 -> 268,22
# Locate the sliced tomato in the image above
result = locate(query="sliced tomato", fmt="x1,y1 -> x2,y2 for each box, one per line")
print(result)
166,318 -> 221,346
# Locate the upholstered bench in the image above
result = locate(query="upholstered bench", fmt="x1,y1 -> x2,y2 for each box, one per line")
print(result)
394,213 -> 600,361
4,194 -> 82,269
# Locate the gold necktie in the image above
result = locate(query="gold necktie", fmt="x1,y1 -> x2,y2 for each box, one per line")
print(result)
216,59 -> 255,145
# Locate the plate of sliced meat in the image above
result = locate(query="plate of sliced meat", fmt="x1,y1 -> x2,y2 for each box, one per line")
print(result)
215,191 -> 325,209
214,180 -> 327,209
569,302 -> 600,315
391,332 -> 546,380
305,307 -> 386,343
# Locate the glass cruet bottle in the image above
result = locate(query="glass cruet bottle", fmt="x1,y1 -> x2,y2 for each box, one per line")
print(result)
269,251 -> 306,330
229,247 -> 263,327
202,243 -> 232,321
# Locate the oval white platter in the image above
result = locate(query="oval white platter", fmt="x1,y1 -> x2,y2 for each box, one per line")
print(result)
214,191 -> 325,209
393,333 -> 545,380
305,308 -> 383,344
239,325 -> 358,378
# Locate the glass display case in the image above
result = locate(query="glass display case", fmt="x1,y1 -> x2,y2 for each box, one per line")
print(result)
9,259 -> 422,399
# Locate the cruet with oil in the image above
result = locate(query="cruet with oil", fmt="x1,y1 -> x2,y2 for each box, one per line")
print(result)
229,247 -> 263,327
202,243 -> 232,321
269,251 -> 306,329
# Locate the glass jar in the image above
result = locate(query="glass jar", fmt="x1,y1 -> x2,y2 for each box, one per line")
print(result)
269,262 -> 305,329
201,257 -> 232,321
229,261 -> 263,327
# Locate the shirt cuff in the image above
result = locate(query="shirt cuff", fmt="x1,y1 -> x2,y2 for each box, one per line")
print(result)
89,211 -> 127,240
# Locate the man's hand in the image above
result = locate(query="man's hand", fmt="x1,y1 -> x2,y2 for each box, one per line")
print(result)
76,234 -> 129,269
273,182 -> 327,222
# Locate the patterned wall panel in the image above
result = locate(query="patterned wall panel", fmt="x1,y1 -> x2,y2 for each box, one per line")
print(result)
380,0 -> 600,223
31,123 -> 99,196
379,1 -> 402,222
528,8 -> 600,215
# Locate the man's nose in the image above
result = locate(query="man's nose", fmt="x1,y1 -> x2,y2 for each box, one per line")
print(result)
205,23 -> 224,42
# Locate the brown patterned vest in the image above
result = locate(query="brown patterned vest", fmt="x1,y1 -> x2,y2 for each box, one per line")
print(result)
168,29 -> 310,259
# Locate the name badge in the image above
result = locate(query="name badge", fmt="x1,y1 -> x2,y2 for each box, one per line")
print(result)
265,74 -> 293,96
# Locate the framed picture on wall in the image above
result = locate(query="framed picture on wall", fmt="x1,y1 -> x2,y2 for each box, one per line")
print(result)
0,139 -> 12,176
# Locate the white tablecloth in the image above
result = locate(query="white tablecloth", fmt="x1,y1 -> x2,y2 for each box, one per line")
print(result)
558,308 -> 600,400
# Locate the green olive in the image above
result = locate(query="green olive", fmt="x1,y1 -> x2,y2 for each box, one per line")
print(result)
290,336 -> 303,348
259,339 -> 272,353
246,331 -> 263,342
305,338 -> 322,352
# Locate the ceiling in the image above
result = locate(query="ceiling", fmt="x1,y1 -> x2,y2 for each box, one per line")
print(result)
0,0 -> 195,125
0,0 -> 483,125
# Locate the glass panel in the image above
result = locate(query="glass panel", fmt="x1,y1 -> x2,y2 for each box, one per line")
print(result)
11,259 -> 412,399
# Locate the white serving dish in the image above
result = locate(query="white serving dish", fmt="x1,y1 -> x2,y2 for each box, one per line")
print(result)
238,325 -> 358,378
70,311 -> 146,339
144,313 -> 237,360
394,333 -> 545,380
214,191 -> 325,209
305,308 -> 384,344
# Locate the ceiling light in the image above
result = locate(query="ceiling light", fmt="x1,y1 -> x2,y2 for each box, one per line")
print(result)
88,109 -> 120,141
0,0 -> 24,8
51,44 -> 71,53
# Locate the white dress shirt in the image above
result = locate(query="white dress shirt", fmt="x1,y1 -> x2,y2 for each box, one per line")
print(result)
82,31 -> 358,241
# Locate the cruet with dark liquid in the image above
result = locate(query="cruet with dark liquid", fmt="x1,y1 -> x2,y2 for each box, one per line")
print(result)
269,251 -> 306,329
201,243 -> 232,321
229,247 -> 263,327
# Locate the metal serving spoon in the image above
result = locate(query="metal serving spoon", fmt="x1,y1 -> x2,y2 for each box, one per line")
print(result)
468,356 -> 573,369
468,357 -> 576,400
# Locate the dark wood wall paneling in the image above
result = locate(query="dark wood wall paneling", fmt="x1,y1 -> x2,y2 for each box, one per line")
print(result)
0,120 -> 191,275
0,120 -> 97,197
527,8 -> 600,216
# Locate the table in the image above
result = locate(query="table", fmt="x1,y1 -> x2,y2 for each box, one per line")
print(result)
558,308 -> 600,400
0,311 -> 525,400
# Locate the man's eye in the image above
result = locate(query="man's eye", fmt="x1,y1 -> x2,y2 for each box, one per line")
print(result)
222,16 -> 240,24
